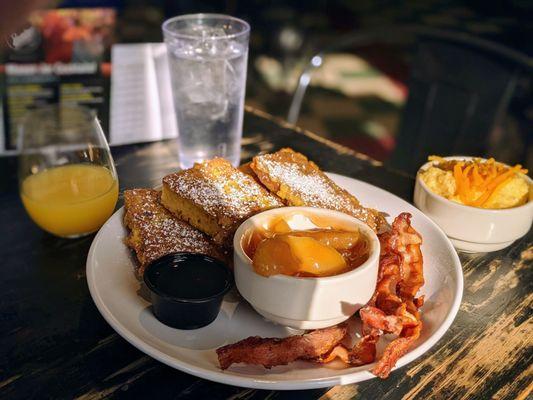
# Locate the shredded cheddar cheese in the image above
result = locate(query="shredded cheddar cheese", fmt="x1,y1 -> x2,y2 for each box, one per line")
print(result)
427,156 -> 528,207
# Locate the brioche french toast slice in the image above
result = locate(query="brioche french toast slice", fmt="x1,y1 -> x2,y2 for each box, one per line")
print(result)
161,158 -> 283,246
124,188 -> 225,274
249,148 -> 386,232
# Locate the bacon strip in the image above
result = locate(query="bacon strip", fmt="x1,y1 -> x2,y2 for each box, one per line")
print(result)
217,323 -> 348,369
392,213 -> 424,313
359,306 -> 404,335
348,334 -> 378,366
361,213 -> 424,378
312,343 -> 350,364
372,323 -> 422,378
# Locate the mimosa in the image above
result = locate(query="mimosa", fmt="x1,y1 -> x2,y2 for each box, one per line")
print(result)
21,164 -> 118,237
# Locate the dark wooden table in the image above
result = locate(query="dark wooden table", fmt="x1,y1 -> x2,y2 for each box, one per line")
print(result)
1,107 -> 531,400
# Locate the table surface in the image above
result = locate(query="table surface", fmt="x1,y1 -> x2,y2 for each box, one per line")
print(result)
1,107 -> 531,400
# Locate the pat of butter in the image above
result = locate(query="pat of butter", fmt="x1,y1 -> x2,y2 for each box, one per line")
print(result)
284,214 -> 319,231
260,213 -> 319,233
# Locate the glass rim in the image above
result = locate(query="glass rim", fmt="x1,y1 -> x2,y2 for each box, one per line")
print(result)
162,13 -> 250,41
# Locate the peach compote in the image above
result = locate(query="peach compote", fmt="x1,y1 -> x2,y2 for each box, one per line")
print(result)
243,214 -> 369,278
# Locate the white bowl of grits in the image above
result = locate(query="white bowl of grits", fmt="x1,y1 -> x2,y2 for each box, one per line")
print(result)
233,207 -> 380,329
414,156 -> 532,253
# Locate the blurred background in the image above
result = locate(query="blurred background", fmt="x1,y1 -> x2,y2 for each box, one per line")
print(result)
1,0 -> 532,173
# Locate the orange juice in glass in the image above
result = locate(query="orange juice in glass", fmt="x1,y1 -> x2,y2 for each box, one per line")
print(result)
18,105 -> 119,238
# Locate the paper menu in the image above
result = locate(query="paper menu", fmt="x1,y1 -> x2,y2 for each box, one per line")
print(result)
109,43 -> 178,145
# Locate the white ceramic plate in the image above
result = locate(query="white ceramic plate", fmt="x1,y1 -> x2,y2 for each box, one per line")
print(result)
86,173 -> 463,390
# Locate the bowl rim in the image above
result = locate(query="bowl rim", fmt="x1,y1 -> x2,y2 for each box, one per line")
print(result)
416,155 -> 532,214
233,206 -> 380,283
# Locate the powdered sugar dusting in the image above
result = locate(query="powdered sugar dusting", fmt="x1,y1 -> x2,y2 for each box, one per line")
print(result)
265,158 -> 360,209
124,189 -> 224,271
163,158 -> 283,226
252,149 -> 381,231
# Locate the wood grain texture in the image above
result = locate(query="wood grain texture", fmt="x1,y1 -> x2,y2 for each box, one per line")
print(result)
0,108 -> 530,400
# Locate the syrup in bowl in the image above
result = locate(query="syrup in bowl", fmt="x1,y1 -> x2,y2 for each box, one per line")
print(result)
143,253 -> 232,329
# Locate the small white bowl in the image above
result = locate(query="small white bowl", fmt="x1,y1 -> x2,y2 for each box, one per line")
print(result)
414,156 -> 533,253
233,207 -> 380,330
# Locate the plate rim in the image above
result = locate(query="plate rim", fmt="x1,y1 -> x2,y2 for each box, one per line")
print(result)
86,173 -> 463,390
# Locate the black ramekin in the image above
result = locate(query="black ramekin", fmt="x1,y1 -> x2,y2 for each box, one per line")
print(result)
143,252 -> 233,329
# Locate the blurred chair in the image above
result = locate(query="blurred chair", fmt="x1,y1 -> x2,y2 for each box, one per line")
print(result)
288,26 -> 533,174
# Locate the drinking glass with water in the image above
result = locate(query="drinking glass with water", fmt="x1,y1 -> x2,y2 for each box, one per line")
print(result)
162,14 -> 250,169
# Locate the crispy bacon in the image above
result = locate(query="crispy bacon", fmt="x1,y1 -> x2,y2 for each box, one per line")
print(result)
392,214 -> 424,306
372,323 -> 422,378
359,306 -> 404,335
348,334 -> 378,366
360,212 -> 424,378
216,323 -> 348,369
312,343 -> 350,364
314,334 -> 377,366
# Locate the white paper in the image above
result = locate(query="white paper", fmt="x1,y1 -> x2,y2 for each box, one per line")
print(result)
109,43 -> 177,145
